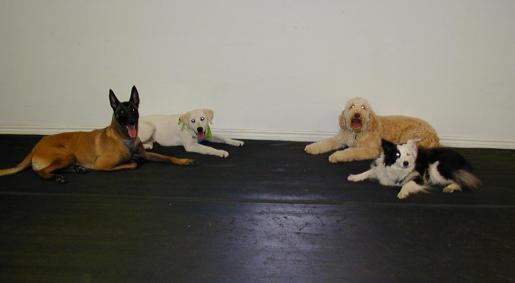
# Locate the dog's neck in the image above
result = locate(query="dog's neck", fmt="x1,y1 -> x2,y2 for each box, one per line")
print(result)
109,116 -> 137,145
376,154 -> 414,186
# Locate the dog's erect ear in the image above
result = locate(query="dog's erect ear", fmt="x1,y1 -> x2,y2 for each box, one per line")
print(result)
406,138 -> 421,150
130,85 -> 140,108
109,89 -> 120,111
203,109 -> 214,124
338,110 -> 347,129
381,139 -> 396,152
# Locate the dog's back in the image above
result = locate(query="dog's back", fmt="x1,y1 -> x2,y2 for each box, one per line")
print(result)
416,147 -> 481,189
139,114 -> 183,147
379,115 -> 440,148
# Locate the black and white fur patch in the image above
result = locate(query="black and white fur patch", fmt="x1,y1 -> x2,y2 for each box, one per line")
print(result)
347,139 -> 418,187
348,139 -> 481,199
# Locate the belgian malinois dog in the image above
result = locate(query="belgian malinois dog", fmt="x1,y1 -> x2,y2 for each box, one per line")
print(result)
0,86 -> 196,183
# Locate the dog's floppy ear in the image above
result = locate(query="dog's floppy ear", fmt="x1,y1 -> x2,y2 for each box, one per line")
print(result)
381,139 -> 396,153
179,112 -> 191,125
109,89 -> 120,111
203,109 -> 214,124
130,85 -> 140,108
367,109 -> 379,132
338,110 -> 347,129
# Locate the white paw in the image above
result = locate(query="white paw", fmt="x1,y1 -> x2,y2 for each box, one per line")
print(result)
143,143 -> 153,150
397,190 -> 410,199
231,140 -> 244,147
217,150 -> 229,158
443,183 -> 462,193
347,174 -> 361,182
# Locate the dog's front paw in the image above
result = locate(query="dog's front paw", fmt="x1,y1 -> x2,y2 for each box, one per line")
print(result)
305,143 -> 322,155
329,151 -> 346,163
347,174 -> 361,182
217,150 -> 229,158
230,140 -> 244,147
397,189 -> 410,199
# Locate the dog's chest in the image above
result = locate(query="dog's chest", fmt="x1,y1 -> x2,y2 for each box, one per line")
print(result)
375,164 -> 410,186
343,132 -> 361,147
123,138 -> 139,154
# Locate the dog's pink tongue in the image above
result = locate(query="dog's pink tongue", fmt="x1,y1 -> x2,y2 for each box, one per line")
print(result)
127,125 -> 137,138
351,120 -> 362,129
197,131 -> 205,140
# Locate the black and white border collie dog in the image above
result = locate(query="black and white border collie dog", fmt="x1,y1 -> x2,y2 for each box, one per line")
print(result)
348,139 -> 481,199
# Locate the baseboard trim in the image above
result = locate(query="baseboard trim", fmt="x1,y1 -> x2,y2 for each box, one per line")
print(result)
1,125 -> 514,149
215,129 -> 515,149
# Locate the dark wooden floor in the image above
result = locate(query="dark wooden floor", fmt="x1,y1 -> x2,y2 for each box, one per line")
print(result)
0,135 -> 514,282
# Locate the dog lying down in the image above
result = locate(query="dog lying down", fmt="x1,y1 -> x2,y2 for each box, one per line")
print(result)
138,109 -> 244,158
347,139 -> 481,199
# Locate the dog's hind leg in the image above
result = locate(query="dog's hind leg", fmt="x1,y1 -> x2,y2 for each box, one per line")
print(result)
56,164 -> 90,174
443,182 -> 462,193
35,155 -> 75,184
138,121 -> 156,149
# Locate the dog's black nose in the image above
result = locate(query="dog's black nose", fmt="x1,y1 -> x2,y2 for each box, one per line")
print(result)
403,161 -> 409,167
197,127 -> 204,133
354,113 -> 361,118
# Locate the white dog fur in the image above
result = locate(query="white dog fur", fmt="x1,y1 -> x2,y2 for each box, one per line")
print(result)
138,109 -> 244,158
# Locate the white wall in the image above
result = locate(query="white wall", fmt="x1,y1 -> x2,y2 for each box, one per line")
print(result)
1,0 -> 514,148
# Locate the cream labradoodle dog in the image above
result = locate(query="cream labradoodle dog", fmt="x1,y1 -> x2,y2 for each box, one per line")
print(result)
305,97 -> 439,163
138,109 -> 244,158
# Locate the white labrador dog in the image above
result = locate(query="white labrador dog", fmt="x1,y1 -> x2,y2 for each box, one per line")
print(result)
138,109 -> 244,158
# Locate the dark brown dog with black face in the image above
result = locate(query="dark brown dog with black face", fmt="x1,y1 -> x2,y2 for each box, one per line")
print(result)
0,86 -> 196,183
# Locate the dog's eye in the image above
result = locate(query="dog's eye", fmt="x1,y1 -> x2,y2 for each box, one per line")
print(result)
349,104 -> 355,109
200,117 -> 205,121
361,105 -> 366,110
395,152 -> 400,157
191,119 -> 195,124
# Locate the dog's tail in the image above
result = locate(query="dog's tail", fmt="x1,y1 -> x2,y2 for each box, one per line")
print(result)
0,150 -> 34,177
453,169 -> 482,189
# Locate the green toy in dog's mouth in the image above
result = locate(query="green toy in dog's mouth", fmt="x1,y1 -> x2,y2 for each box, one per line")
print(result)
196,126 -> 212,141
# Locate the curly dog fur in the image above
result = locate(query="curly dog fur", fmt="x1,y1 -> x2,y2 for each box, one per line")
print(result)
305,97 -> 440,163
